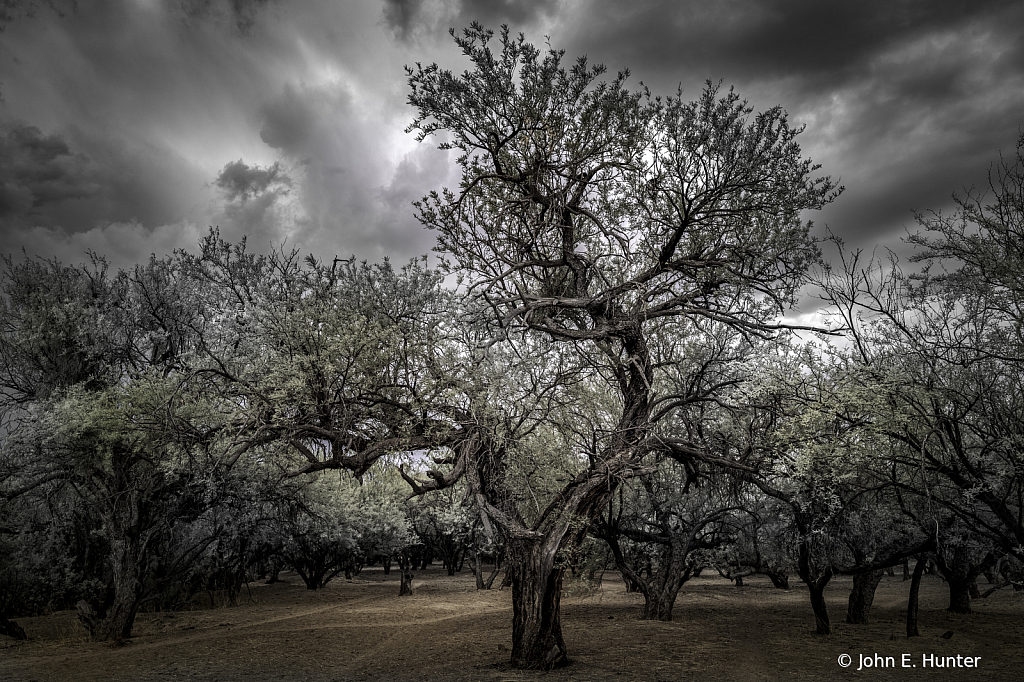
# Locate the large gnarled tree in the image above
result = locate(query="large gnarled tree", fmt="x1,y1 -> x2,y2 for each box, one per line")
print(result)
403,24 -> 838,668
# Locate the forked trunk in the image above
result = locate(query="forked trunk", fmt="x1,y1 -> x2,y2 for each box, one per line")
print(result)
508,538 -> 568,670
638,548 -> 693,622
846,569 -> 885,624
640,588 -> 677,621
796,532 -> 832,635
78,534 -> 143,642
766,571 -> 790,590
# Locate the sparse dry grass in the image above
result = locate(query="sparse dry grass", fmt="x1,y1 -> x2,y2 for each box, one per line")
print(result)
2,566 -> 1023,681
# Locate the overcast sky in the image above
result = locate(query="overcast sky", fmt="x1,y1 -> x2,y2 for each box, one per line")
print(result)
2,0 -> 1023,275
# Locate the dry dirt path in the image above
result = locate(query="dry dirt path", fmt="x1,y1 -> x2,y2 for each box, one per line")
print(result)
2,565 -> 1023,681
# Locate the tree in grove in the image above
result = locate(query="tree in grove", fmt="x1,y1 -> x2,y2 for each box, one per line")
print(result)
818,135 -> 1024,614
0,253 -> 260,641
595,459 -> 742,621
403,24 -> 839,667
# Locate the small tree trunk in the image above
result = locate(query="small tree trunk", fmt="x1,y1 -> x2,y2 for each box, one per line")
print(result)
808,579 -> 832,635
484,560 -> 501,590
1,613 -> 27,640
903,558 -> 911,581
947,578 -> 973,614
398,551 -> 414,596
766,571 -> 790,590
796,524 -> 832,635
473,550 -> 485,590
846,569 -> 885,624
383,556 -> 392,575
906,556 -> 926,637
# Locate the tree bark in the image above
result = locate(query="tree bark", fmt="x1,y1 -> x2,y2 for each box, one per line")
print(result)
846,569 -> 885,624
398,550 -> 414,596
766,570 -> 790,590
473,550 -> 485,590
947,578 -> 973,614
906,556 -> 926,637
508,538 -> 569,669
933,552 -> 995,614
80,535 -> 144,642
640,585 -> 678,621
808,578 -> 832,635
796,529 -> 832,635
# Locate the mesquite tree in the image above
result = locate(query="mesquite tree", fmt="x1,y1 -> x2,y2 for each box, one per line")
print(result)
596,461 -> 741,621
404,24 -> 838,668
822,135 -> 1024,560
0,254 -> 243,642
725,349 -> 934,633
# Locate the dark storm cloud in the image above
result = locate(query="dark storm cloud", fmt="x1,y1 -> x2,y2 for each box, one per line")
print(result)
547,0 -> 1024,251
259,85 -> 321,155
2,0 -> 1022,278
454,0 -> 557,26
382,0 -> 556,41
251,78 -> 446,261
215,159 -> 291,202
0,123 -> 99,220
0,122 -> 204,236
555,0 -> 1021,91
178,0 -> 277,33
382,0 -> 423,40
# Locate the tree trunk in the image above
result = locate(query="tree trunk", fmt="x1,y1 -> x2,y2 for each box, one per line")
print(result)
933,551 -> 995,614
640,586 -> 677,621
508,539 -> 568,670
82,539 -> 143,642
906,556 -> 926,637
796,530 -> 832,635
484,561 -> 501,590
398,550 -> 414,596
0,614 -> 27,640
766,570 -> 790,590
846,569 -> 885,624
808,579 -> 832,635
637,545 -> 694,622
473,550 -> 485,590
947,578 -> 973,614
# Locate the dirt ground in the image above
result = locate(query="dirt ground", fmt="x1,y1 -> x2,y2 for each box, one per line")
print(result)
2,565 -> 1023,682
